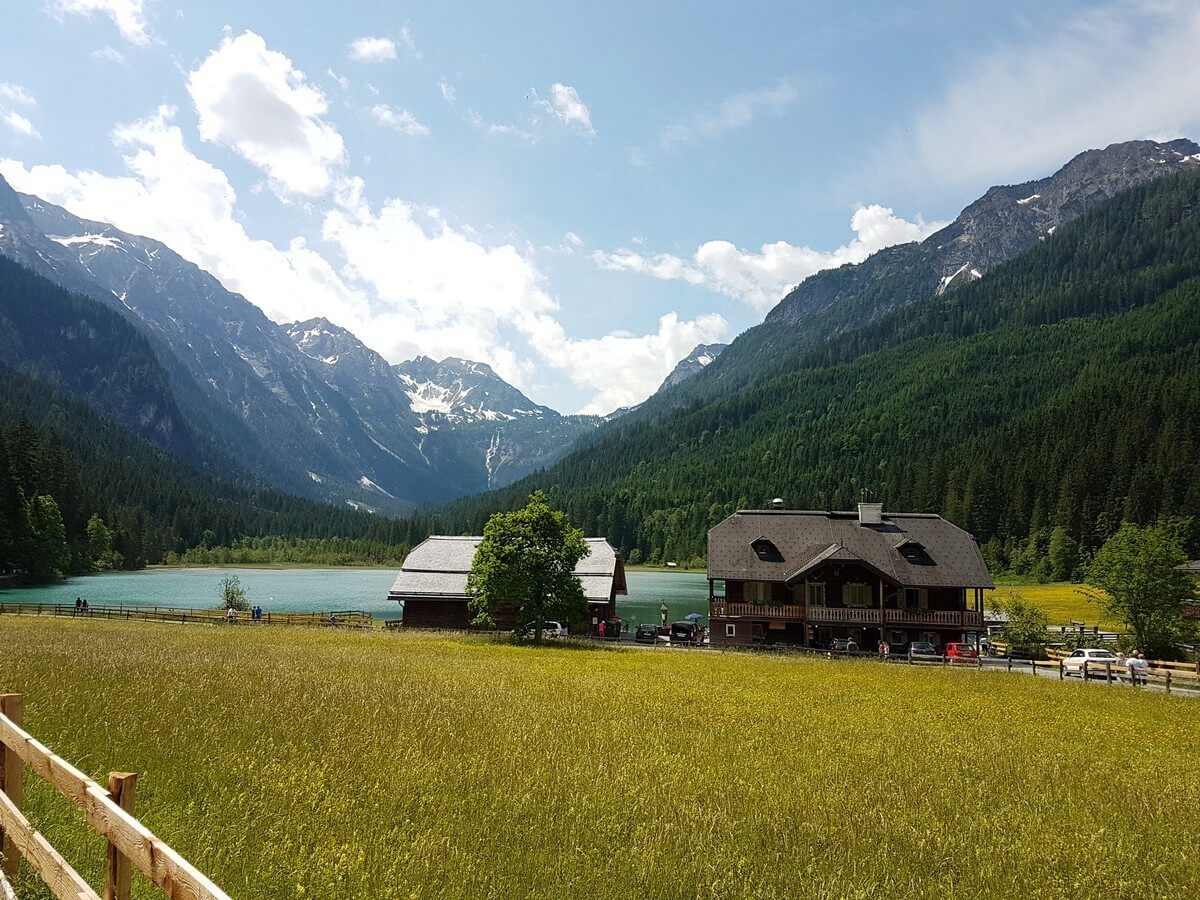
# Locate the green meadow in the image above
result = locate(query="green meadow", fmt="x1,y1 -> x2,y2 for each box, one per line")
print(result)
1,618 -> 1197,899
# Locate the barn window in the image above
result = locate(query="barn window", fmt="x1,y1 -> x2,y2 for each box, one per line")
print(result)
726,623 -> 736,638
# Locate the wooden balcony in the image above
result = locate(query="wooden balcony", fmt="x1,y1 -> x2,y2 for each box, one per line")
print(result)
885,609 -> 983,627
709,602 -> 983,628
710,602 -> 803,620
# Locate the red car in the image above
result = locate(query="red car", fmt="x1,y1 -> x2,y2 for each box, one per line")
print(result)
944,642 -> 978,660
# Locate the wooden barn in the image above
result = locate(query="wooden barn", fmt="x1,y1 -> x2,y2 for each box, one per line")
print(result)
708,503 -> 993,650
389,536 -> 626,632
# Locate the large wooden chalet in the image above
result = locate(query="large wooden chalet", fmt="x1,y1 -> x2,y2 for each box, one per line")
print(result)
708,503 -> 993,649
389,536 -> 627,632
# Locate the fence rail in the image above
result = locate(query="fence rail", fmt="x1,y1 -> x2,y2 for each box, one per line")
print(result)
0,602 -> 372,628
0,694 -> 230,900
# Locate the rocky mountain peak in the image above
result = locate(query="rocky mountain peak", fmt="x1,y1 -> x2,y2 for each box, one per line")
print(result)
656,342 -> 728,393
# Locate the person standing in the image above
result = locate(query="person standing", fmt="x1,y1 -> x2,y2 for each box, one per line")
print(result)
598,619 -> 606,639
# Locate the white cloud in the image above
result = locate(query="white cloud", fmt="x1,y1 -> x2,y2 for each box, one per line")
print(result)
348,36 -> 397,63
657,81 -> 799,151
884,2 -> 1200,187
541,83 -> 594,135
521,311 -> 729,414
0,107 -> 365,331
2,88 -> 712,413
398,26 -> 418,55
369,104 -> 430,137
563,231 -> 583,247
187,31 -> 346,198
1,111 -> 39,138
592,204 -> 945,311
0,84 -> 36,106
49,0 -> 151,45
326,67 -> 349,91
466,110 -> 535,143
90,45 -> 127,64
438,81 -> 456,105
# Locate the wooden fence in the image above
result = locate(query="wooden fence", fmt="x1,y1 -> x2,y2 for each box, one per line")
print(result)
0,602 -> 372,628
0,694 -> 230,900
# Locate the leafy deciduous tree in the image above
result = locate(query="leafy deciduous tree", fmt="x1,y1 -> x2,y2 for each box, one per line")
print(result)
467,491 -> 587,643
1086,522 -> 1195,657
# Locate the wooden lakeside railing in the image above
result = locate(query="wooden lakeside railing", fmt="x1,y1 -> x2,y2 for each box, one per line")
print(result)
0,602 -> 372,628
0,694 -> 230,900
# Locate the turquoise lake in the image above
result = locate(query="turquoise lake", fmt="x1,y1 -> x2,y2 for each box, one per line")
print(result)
0,567 -> 709,624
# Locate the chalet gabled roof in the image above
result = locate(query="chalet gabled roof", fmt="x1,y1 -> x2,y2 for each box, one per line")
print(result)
388,536 -> 626,602
707,509 -> 993,589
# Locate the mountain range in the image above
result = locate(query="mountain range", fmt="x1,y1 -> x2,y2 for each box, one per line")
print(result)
4,137 -> 1200,574
440,139 -> 1200,572
1,179 -> 718,509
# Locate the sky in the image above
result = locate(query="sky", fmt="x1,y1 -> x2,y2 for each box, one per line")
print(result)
3,1 -> 1200,414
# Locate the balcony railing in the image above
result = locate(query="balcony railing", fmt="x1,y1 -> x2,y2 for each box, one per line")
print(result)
711,602 -> 803,619
709,601 -> 983,628
885,609 -> 983,627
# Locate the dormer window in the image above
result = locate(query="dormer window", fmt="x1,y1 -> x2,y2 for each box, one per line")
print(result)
751,538 -> 782,562
896,540 -> 934,566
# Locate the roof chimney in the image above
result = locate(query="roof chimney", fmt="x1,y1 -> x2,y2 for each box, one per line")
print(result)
770,497 -> 785,510
858,502 -> 883,525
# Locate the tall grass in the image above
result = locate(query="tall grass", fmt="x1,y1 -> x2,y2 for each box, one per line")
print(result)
1,618 -> 1197,898
986,581 -> 1120,629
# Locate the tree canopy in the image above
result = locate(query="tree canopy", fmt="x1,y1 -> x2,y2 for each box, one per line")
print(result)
1087,521 -> 1197,657
467,491 -> 588,641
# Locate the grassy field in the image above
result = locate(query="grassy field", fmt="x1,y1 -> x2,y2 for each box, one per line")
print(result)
985,580 -> 1121,629
1,619 -> 1197,898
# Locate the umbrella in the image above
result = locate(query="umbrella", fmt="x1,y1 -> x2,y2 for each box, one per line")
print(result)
684,612 -> 704,620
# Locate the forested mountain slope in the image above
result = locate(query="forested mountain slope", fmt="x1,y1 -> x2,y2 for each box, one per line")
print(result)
0,366 -> 429,576
439,171 -> 1200,573
620,139 -> 1200,423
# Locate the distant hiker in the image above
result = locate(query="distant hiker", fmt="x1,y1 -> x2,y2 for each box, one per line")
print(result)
879,640 -> 890,659
81,598 -> 89,611
598,620 -> 606,639
226,607 -> 236,624
74,597 -> 81,615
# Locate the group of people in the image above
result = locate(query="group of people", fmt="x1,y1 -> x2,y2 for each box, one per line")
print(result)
224,605 -> 266,623
72,597 -> 89,614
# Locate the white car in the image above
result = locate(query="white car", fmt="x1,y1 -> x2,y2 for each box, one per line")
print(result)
1061,648 -> 1118,678
541,621 -> 568,638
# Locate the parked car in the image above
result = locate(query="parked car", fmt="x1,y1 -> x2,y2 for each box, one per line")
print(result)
944,642 -> 978,660
1062,648 -> 1118,678
670,621 -> 699,644
907,641 -> 939,657
515,620 -> 567,640
829,638 -> 859,654
634,623 -> 658,644
601,616 -> 623,639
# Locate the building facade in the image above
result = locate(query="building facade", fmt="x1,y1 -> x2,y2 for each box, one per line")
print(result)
389,536 -> 626,632
708,503 -> 993,649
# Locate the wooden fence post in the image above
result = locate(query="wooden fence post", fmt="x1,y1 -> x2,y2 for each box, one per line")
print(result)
0,694 -> 23,878
1166,671 -> 1172,695
103,773 -> 137,900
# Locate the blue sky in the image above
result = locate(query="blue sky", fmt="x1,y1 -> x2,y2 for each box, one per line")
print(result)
3,1 -> 1200,413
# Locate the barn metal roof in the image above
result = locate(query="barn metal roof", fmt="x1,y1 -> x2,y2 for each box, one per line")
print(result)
389,537 -> 625,603
708,509 -> 993,589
